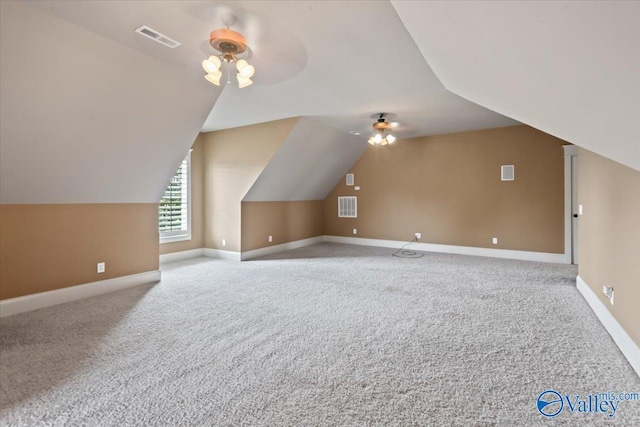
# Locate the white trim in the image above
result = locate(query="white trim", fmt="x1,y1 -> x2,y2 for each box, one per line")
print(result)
576,275 -> 640,377
0,270 -> 161,318
323,235 -> 565,263
241,236 -> 325,261
563,145 -> 578,264
159,248 -> 204,264
563,153 -> 573,264
159,233 -> 192,244
203,248 -> 241,261
563,145 -> 578,156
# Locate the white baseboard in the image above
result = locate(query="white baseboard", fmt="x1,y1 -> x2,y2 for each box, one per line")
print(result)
576,275 -> 640,377
241,236 -> 324,261
323,235 -> 566,263
203,248 -> 241,261
0,270 -> 161,318
159,248 -> 204,264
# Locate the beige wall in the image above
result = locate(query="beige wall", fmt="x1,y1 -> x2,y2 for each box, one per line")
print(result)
577,148 -> 640,346
160,135 -> 204,255
325,125 -> 566,253
202,118 -> 298,252
241,201 -> 324,251
0,203 -> 159,299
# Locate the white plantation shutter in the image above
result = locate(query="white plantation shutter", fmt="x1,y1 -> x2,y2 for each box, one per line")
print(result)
159,153 -> 191,242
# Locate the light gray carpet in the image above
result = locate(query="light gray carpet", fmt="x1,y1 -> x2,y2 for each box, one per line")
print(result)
1,243 -> 638,426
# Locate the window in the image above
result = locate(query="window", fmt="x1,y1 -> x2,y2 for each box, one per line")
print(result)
159,152 -> 191,243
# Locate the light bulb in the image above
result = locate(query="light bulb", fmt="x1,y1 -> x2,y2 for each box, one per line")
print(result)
373,134 -> 382,143
386,134 -> 396,144
240,64 -> 254,78
237,75 -> 253,88
205,72 -> 221,86
202,56 -> 221,74
236,59 -> 248,71
236,60 -> 255,78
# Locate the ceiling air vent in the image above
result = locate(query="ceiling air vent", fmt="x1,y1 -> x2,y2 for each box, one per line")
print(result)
135,25 -> 181,48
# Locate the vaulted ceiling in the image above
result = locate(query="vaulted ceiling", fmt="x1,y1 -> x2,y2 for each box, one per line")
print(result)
391,0 -> 640,171
1,1 -> 637,205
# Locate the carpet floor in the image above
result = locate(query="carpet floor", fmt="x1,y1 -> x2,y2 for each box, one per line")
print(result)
1,243 -> 638,426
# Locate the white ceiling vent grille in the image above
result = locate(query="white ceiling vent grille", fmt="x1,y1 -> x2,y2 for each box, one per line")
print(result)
501,165 -> 515,181
135,25 -> 181,48
338,196 -> 357,218
345,173 -> 355,186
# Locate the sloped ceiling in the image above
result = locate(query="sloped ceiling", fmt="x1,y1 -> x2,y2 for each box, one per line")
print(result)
391,0 -> 640,171
197,0 -> 519,138
0,1 -> 219,203
243,118 -> 367,201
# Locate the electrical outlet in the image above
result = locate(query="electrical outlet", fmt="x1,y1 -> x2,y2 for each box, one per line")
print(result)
354,186 -> 360,191
268,235 -> 273,243
603,285 -> 614,305
492,237 -> 498,244
222,239 -> 226,247
97,262 -> 105,273
353,228 -> 357,235
415,232 -> 421,240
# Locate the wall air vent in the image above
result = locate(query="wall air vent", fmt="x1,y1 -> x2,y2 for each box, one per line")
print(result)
135,25 -> 181,48
501,165 -> 515,181
338,196 -> 357,218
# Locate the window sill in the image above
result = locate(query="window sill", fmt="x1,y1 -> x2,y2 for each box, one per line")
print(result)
160,234 -> 192,244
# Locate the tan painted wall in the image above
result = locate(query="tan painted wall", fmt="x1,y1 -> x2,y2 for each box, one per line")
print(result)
0,203 -> 159,300
577,148 -> 640,346
325,125 -> 566,253
202,118 -> 298,252
160,135 -> 204,255
241,201 -> 324,251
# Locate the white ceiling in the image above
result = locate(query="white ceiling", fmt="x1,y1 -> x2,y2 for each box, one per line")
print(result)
243,118 -> 368,202
391,0 -> 640,171
0,1 -> 217,203
4,0 -> 634,205
25,0 -> 518,140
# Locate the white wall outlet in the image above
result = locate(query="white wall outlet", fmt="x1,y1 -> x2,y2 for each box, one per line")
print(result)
222,239 -> 226,247
354,186 -> 360,191
579,204 -> 583,215
97,262 -> 105,273
603,285 -> 614,305
268,235 -> 273,243
353,228 -> 357,235
415,233 -> 421,240
492,237 -> 498,244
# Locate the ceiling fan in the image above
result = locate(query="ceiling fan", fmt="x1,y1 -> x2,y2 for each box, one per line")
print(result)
368,113 -> 396,145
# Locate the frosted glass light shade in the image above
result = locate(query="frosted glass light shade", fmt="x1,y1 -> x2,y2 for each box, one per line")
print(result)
202,56 -> 221,74
237,75 -> 253,88
386,134 -> 396,144
205,72 -> 222,85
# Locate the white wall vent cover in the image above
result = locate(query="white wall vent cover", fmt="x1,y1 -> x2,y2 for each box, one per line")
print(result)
135,25 -> 181,48
501,165 -> 515,181
338,196 -> 357,218
345,173 -> 355,186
